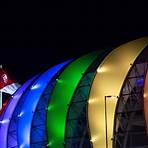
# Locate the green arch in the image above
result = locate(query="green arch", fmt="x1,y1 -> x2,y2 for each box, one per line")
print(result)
46,51 -> 99,148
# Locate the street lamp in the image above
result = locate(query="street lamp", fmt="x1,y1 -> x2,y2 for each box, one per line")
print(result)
104,95 -> 118,148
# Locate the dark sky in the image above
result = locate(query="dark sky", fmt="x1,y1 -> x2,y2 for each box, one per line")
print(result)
0,1 -> 148,83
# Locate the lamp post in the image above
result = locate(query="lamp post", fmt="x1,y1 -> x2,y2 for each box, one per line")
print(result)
104,95 -> 118,148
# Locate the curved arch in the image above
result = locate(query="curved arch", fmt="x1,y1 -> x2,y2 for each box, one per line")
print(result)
144,68 -> 148,134
30,79 -> 56,147
0,75 -> 37,148
88,37 -> 148,148
17,61 -> 70,148
64,50 -> 110,148
46,51 -> 99,148
30,67 -> 66,147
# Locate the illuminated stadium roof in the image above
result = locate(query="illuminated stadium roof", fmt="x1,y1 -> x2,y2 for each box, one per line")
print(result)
1,37 -> 148,148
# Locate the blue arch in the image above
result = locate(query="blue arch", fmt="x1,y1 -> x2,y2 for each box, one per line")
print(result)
17,61 -> 70,148
30,79 -> 56,147
0,76 -> 38,148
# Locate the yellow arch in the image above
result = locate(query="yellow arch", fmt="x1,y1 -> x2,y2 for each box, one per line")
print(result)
88,37 -> 148,148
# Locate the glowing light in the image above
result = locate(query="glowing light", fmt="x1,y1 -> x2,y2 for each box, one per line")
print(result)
20,143 -> 25,148
90,136 -> 98,142
56,79 -> 63,83
136,78 -> 144,87
31,83 -> 41,90
0,119 -> 9,124
47,105 -> 53,111
88,98 -> 97,104
17,111 -> 24,117
144,93 -> 148,98
97,66 -> 108,73
47,141 -> 53,147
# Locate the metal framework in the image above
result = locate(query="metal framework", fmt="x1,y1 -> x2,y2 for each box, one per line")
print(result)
65,72 -> 95,148
63,49 -> 110,148
30,80 -> 56,148
64,49 -> 110,148
114,62 -> 148,148
5,40 -> 148,148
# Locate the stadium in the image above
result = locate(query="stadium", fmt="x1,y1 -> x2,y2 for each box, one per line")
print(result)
0,37 -> 148,148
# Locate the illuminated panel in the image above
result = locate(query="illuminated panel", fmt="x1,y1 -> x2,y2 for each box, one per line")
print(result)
88,37 -> 148,148
144,69 -> 148,134
0,76 -> 37,148
47,51 -> 99,148
18,61 -> 70,148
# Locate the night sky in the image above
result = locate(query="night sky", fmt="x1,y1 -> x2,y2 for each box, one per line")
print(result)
0,1 -> 148,84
